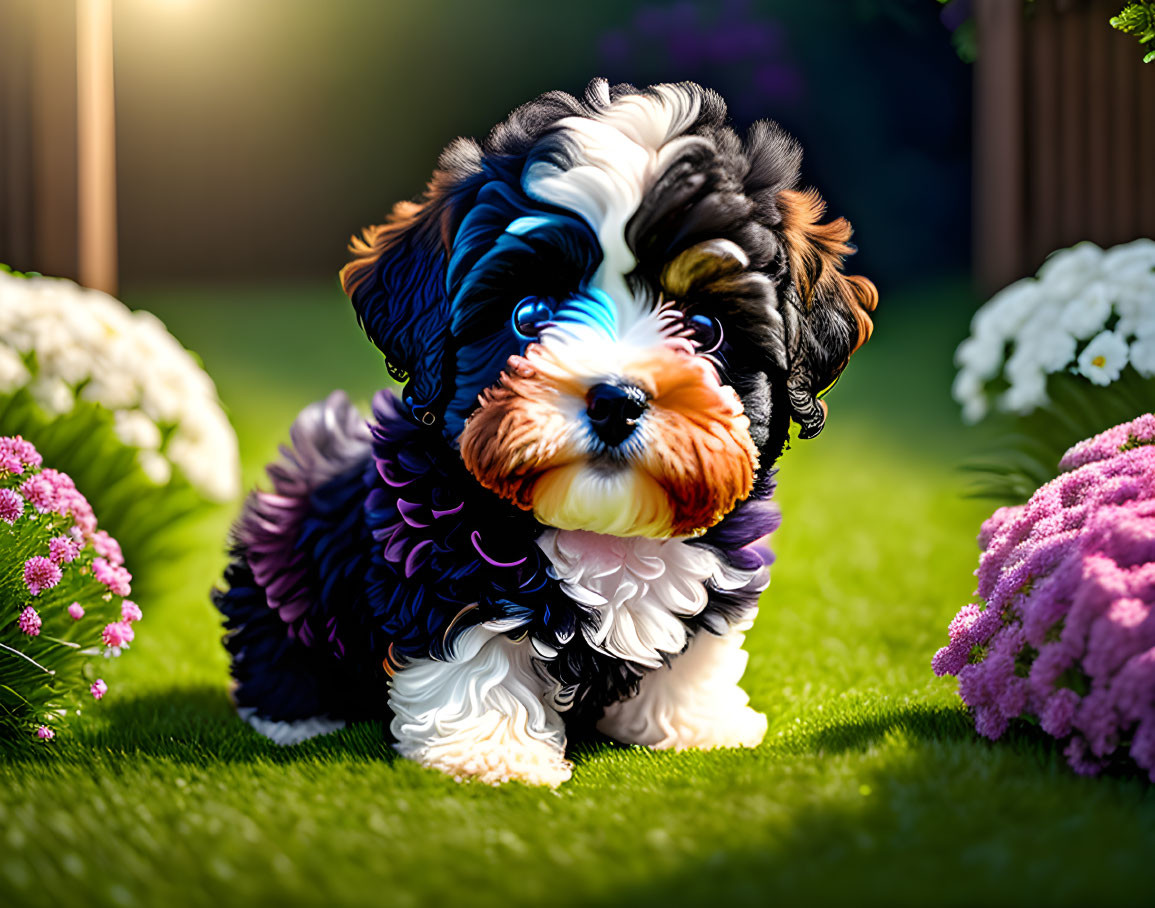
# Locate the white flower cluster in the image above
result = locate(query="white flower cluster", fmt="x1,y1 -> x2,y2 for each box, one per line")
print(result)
0,270 -> 240,501
954,239 -> 1155,423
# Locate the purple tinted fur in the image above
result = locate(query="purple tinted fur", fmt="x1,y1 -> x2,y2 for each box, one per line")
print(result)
234,391 -> 372,647
934,415 -> 1155,780
235,387 -> 779,670
700,475 -> 781,569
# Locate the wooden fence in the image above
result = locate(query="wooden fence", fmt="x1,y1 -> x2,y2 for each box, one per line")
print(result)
0,0 -> 116,294
975,0 -> 1155,294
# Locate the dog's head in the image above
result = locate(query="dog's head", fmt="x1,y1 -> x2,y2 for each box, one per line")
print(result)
341,80 -> 876,539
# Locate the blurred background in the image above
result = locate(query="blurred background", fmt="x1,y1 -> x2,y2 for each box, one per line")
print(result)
1,0 -> 1153,474
3,0 -> 1151,305
3,0 -> 977,292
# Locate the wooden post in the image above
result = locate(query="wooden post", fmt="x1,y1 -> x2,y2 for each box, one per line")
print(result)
974,0 -> 1026,295
76,0 -> 117,295
1027,0 -> 1060,269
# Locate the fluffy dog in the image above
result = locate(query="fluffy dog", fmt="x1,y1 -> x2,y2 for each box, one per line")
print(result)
214,79 -> 876,786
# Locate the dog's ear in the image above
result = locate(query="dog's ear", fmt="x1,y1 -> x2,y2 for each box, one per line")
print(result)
742,122 -> 877,439
774,188 -> 877,439
340,139 -> 483,426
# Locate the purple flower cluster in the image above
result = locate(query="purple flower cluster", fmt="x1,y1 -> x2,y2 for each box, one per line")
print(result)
934,414 -> 1155,779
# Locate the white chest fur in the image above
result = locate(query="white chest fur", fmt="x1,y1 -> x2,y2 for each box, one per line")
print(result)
535,529 -> 764,668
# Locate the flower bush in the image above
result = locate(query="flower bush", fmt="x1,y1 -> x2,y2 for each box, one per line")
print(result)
953,239 -> 1155,423
952,239 -> 1155,503
934,414 -> 1155,780
0,266 -> 240,567
0,435 -> 141,746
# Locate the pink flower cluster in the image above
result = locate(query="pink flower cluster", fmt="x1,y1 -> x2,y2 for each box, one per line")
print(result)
0,488 -> 23,524
1,436 -> 141,741
934,414 -> 1155,779
23,556 -> 62,596
18,468 -> 97,538
92,557 -> 132,597
17,606 -> 41,636
0,436 -> 42,475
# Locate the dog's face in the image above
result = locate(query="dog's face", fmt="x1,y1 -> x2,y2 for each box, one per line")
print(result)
341,80 -> 876,539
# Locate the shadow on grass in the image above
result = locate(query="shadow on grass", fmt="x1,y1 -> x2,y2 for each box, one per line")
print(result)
805,700 -> 1152,787
807,702 -> 976,753
1,685 -> 397,768
603,729 -> 1155,906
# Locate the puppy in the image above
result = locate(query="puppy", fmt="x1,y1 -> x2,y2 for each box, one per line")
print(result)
214,79 -> 876,786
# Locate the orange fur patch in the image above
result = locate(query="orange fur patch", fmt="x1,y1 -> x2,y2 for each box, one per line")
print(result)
339,167 -> 461,298
778,187 -> 878,354
459,341 -> 758,538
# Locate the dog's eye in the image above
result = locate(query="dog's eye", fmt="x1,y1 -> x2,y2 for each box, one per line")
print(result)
513,297 -> 553,339
688,314 -> 723,354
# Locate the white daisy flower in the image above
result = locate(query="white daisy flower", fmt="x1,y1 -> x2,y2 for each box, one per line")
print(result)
137,450 -> 173,486
970,278 -> 1042,341
1058,281 -> 1113,340
1000,367 -> 1047,415
0,346 -> 29,392
0,270 -> 240,501
952,370 -> 988,424
1114,280 -> 1155,339
1012,314 -> 1076,372
1129,336 -> 1155,378
1036,242 -> 1104,299
29,375 -> 74,415
1076,330 -> 1129,386
954,336 -> 1003,381
113,409 -> 163,450
1101,237 -> 1155,277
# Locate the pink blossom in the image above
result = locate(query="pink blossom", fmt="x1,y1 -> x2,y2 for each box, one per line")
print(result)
92,530 -> 123,566
92,557 -> 132,597
68,602 -> 85,620
935,414 -> 1155,780
20,473 -> 56,512
0,436 -> 41,474
90,679 -> 108,700
48,535 -> 80,565
23,556 -> 62,596
17,606 -> 41,636
120,600 -> 142,623
1059,414 -> 1155,471
36,725 -> 54,740
101,621 -> 134,648
46,473 -> 97,539
0,488 -> 23,524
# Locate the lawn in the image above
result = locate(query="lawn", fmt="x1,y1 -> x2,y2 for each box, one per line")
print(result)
2,279 -> 1153,907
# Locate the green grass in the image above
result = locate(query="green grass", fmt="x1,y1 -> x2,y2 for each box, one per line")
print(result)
2,280 -> 1154,907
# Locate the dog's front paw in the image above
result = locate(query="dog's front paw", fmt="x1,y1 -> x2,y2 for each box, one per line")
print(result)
677,703 -> 768,751
399,710 -> 573,787
599,697 -> 768,751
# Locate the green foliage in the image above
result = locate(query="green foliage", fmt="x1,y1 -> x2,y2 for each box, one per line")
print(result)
1,285 -> 1152,905
963,367 -> 1155,504
0,462 -> 133,748
0,393 -> 208,588
1111,2 -> 1155,62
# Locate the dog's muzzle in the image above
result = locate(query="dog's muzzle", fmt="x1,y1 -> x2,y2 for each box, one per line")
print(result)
586,381 -> 648,448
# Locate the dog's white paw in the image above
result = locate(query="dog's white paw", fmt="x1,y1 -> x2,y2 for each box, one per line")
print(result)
597,620 -> 768,752
663,703 -> 768,751
401,710 -> 573,787
600,696 -> 767,751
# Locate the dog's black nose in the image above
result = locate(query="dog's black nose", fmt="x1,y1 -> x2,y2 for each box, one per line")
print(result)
586,382 -> 648,447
